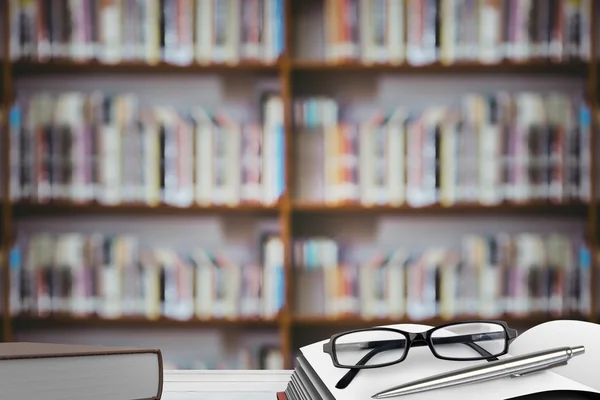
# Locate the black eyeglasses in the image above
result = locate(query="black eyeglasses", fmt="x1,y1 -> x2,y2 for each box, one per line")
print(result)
322,320 -> 518,389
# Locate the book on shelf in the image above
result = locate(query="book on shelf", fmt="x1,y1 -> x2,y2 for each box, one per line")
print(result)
8,232 -> 285,321
9,0 -> 285,65
293,92 -> 591,207
8,91 -> 284,207
0,342 -> 163,400
284,319 -> 600,400
0,249 -> 4,317
292,232 -> 591,321
260,345 -> 286,370
316,0 -> 590,65
0,109 -> 5,203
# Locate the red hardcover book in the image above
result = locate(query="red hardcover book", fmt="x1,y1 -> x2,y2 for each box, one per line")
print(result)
276,391 -> 288,400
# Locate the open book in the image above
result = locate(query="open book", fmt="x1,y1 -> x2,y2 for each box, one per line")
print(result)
298,320 -> 600,400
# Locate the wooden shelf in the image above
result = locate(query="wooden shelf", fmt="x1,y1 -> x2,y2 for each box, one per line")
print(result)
292,313 -> 591,328
291,201 -> 589,216
12,201 -> 586,217
12,60 -> 282,75
15,314 -> 589,331
291,60 -> 588,75
12,315 -> 281,329
11,201 -> 281,217
11,60 -> 588,76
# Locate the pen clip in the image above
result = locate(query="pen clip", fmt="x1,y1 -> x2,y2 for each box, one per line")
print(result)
510,361 -> 568,378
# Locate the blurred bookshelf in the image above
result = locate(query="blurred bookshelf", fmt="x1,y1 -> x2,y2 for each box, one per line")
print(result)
1,0 -> 599,371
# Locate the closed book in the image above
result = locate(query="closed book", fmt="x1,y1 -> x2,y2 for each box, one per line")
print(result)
0,342 -> 163,400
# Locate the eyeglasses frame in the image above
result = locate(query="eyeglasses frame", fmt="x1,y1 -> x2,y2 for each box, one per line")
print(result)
322,319 -> 518,369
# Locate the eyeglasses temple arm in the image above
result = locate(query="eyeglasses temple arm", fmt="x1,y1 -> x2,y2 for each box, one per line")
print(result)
335,341 -> 399,389
464,342 -> 495,359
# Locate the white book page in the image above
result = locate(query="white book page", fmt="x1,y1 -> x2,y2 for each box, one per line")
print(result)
506,320 -> 600,392
164,393 -> 275,400
300,323 -> 599,400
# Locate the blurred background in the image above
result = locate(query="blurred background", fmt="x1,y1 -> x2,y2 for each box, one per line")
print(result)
0,0 -> 599,371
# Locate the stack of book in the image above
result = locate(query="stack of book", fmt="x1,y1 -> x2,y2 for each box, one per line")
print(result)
283,354 -> 334,400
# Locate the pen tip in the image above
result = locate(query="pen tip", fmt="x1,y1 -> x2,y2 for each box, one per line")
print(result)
571,346 -> 585,357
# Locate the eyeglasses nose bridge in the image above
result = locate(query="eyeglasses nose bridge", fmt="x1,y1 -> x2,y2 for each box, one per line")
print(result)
407,332 -> 428,344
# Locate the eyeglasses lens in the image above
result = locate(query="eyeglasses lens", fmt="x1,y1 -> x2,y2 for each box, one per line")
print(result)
333,329 -> 408,368
430,322 -> 507,359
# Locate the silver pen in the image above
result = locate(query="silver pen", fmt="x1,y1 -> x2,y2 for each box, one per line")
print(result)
372,345 -> 585,399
